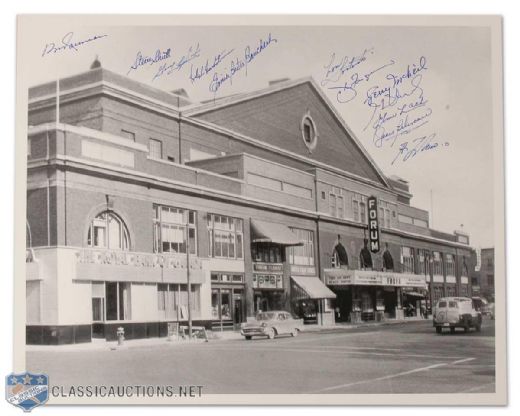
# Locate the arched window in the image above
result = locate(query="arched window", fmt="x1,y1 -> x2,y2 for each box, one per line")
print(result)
87,211 -> 130,250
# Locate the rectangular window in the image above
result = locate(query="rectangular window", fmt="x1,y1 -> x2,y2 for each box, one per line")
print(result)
353,194 -> 367,224
149,138 -> 163,159
154,205 -> 197,255
207,214 -> 243,259
288,228 -> 315,266
329,188 -> 344,219
417,249 -> 431,275
121,129 -> 136,141
247,173 -> 282,191
401,246 -> 415,273
432,251 -> 444,276
106,282 -> 131,321
413,218 -> 428,228
398,214 -> 414,224
252,244 -> 282,263
445,254 -> 455,277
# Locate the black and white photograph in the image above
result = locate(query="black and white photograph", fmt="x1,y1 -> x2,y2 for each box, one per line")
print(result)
10,14 -> 506,407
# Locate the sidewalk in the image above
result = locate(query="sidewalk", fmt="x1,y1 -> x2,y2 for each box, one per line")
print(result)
26,317 -> 431,351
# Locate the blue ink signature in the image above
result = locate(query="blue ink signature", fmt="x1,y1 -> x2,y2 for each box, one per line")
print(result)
326,59 -> 396,104
42,32 -> 108,57
189,48 -> 234,83
208,33 -> 278,94
321,48 -> 374,87
127,48 -> 172,75
152,44 -> 201,81
391,133 -> 449,165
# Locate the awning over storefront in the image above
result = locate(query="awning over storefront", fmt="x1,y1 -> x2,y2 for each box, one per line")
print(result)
403,291 -> 425,298
291,276 -> 337,299
250,219 -> 303,246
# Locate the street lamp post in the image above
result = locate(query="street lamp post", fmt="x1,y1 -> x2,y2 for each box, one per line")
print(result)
186,222 -> 192,339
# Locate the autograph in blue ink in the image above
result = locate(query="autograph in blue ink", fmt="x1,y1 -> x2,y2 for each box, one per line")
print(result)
189,48 -> 235,83
152,44 -> 201,81
326,59 -> 396,104
321,48 -> 374,87
42,32 -> 108,57
209,33 -> 278,94
392,133 -> 449,165
127,48 -> 172,75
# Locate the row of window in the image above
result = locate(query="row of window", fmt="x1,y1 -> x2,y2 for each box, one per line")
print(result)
326,189 -> 396,228
401,247 -> 467,277
87,208 -> 317,264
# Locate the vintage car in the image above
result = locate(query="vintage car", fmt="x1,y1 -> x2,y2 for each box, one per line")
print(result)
433,297 -> 482,334
240,311 -> 304,340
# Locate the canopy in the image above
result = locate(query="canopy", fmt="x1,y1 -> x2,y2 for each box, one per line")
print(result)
403,291 -> 425,298
250,219 -> 303,246
291,276 -> 337,299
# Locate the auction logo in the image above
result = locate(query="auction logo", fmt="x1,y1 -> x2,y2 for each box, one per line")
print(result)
5,372 -> 49,412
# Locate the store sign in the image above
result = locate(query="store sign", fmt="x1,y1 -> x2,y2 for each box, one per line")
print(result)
253,274 -> 283,289
325,269 -> 427,288
253,263 -> 284,273
367,196 -> 380,253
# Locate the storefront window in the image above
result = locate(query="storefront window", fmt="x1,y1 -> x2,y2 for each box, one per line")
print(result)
252,243 -> 283,263
87,211 -> 130,250
288,228 -> 315,266
106,282 -> 131,321
154,205 -> 196,254
207,214 -> 243,259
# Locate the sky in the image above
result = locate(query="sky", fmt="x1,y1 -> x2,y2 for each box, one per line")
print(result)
21,22 -> 495,248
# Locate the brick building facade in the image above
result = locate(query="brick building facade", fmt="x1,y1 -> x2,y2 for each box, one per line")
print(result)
25,63 -> 475,344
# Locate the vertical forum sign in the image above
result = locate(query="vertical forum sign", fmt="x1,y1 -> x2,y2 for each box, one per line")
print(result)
367,196 -> 380,253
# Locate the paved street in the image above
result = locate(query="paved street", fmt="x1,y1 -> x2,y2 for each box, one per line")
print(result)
27,319 -> 495,394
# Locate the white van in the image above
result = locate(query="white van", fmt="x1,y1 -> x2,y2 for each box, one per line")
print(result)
433,297 -> 482,334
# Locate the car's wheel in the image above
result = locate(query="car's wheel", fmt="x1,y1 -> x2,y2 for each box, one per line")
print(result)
435,327 -> 442,334
245,336 -> 252,340
463,325 -> 469,333
266,328 -> 275,340
291,328 -> 299,337
475,324 -> 482,332
450,327 -> 456,334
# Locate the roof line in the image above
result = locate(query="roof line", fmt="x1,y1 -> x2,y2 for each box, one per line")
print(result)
184,75 -> 391,189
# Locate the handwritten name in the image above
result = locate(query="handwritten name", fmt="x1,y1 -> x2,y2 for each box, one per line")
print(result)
127,48 -> 172,75
189,48 -> 234,83
392,133 -> 449,165
42,32 -> 108,57
321,48 -> 374,87
209,33 -> 278,94
152,44 -> 201,82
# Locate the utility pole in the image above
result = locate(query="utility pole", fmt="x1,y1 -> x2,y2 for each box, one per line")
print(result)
186,222 -> 192,339
428,251 -> 434,316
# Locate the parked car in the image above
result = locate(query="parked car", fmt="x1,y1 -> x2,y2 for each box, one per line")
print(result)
433,297 -> 482,334
240,311 -> 304,340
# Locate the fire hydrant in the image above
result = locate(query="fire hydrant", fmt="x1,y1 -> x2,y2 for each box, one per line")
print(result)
116,327 -> 125,346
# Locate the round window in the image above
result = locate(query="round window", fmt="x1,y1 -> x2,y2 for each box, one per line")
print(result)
301,113 -> 318,152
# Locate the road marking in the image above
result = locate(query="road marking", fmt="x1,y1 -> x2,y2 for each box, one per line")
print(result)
208,345 -> 466,360
450,357 -> 476,365
311,362 -> 449,393
309,356 -> 477,393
